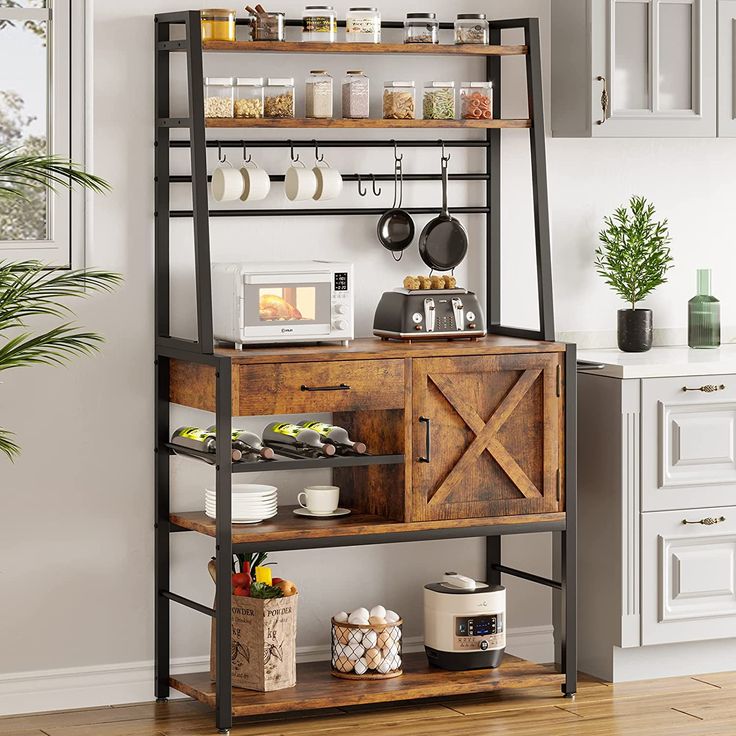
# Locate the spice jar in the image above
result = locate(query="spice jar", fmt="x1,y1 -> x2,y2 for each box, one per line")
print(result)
383,81 -> 415,120
235,78 -> 264,118
346,7 -> 381,43
423,81 -> 456,120
306,70 -> 333,119
264,78 -> 295,118
404,12 -> 439,44
302,5 -> 337,42
342,70 -> 370,119
460,81 -> 493,120
454,13 -> 489,44
200,9 -> 236,42
204,77 -> 234,118
251,11 -> 285,41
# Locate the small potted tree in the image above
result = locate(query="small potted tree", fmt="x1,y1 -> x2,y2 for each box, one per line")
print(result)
595,196 -> 673,353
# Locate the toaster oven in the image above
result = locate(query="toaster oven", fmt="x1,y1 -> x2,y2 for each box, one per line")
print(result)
211,261 -> 354,348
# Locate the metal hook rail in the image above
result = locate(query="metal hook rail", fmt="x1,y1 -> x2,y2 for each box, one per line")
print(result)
169,138 -> 490,149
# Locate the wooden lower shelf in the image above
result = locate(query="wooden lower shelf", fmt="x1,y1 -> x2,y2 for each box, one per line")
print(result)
169,653 -> 563,717
205,117 -> 530,129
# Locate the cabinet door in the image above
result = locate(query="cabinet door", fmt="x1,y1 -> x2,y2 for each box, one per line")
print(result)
718,0 -> 736,135
410,353 -> 562,522
642,507 -> 736,644
591,0 -> 717,136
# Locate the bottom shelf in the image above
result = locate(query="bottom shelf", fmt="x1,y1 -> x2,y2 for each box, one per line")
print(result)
169,652 -> 563,717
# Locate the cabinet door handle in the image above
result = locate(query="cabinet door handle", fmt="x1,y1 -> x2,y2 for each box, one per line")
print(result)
418,416 -> 431,463
300,383 -> 351,392
682,384 -> 726,393
682,516 -> 726,526
596,75 -> 608,125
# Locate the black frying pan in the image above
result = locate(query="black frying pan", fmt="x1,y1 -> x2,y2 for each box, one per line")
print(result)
377,157 -> 415,256
418,154 -> 468,271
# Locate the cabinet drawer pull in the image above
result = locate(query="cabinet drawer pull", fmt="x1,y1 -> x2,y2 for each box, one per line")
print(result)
682,516 -> 726,526
300,383 -> 351,392
596,75 -> 608,125
682,384 -> 725,393
418,416 -> 431,463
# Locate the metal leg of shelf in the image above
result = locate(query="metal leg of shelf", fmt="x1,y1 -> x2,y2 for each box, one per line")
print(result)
486,29 -> 501,327
486,536 -> 501,586
215,356 -> 233,732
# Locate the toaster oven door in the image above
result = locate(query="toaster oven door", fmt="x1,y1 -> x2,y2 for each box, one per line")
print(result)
241,272 -> 332,338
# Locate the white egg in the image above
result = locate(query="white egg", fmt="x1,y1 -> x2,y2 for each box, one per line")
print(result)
389,654 -> 402,671
382,643 -> 399,659
369,605 -> 387,619
348,629 -> 364,645
385,610 -> 400,623
354,657 -> 368,675
348,611 -> 370,625
351,644 -> 366,659
333,611 -> 348,623
351,607 -> 369,619
362,630 -> 378,648
394,627 -> 402,641
376,657 -> 392,674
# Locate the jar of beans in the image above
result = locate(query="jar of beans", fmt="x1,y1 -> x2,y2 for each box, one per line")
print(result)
306,70 -> 333,118
423,81 -> 456,120
404,12 -> 439,44
234,77 -> 264,118
383,81 -> 416,120
264,78 -> 295,118
342,70 -> 370,119
460,81 -> 493,120
204,77 -> 234,118
454,13 -> 489,45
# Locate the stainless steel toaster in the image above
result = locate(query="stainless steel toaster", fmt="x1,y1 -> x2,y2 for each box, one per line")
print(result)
373,288 -> 486,340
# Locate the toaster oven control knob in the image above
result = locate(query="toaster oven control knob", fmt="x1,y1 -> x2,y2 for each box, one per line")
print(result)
334,304 -> 349,315
466,311 -> 476,323
412,312 -> 423,324
333,318 -> 349,331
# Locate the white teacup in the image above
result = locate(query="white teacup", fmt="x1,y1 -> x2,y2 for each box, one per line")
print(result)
313,161 -> 343,201
211,163 -> 244,202
285,161 -> 318,201
297,485 -> 339,515
240,162 -> 271,202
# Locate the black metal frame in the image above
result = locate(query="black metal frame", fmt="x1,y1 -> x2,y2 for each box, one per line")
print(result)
154,12 -> 574,732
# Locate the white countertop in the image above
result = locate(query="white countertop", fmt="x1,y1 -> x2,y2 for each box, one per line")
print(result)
577,345 -> 736,379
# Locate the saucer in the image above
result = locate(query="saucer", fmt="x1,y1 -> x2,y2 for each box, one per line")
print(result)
293,507 -> 351,518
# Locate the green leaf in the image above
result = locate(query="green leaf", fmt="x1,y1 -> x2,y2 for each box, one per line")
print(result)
0,429 -> 20,461
249,582 -> 284,599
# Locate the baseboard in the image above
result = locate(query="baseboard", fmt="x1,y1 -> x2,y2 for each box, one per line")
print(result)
0,626 -> 553,717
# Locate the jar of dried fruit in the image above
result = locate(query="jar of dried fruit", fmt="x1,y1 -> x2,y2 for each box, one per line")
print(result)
235,77 -> 264,118
342,70 -> 370,119
423,81 -> 456,120
264,78 -> 295,118
383,81 -> 415,120
460,81 -> 493,120
204,77 -> 234,118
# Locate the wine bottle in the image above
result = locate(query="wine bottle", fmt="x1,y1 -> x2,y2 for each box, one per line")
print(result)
262,422 -> 336,457
170,427 -> 242,462
297,420 -> 367,454
206,426 -> 275,460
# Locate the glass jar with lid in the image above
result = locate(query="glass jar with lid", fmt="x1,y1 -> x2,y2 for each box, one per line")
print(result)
302,5 -> 337,42
383,81 -> 416,120
305,70 -> 333,118
264,78 -> 295,118
251,11 -> 285,41
423,81 -> 456,120
404,12 -> 439,44
204,77 -> 234,118
346,7 -> 381,43
460,81 -> 493,120
200,9 -> 236,43
455,13 -> 489,44
235,78 -> 264,118
342,71 -> 370,119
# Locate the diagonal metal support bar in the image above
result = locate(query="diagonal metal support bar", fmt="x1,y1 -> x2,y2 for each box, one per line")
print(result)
492,564 -> 562,591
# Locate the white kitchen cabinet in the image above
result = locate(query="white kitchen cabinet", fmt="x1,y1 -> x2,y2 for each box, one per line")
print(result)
719,0 -> 736,135
552,0 -> 717,137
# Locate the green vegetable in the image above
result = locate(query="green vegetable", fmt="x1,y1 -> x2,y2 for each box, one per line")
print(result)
249,581 -> 284,599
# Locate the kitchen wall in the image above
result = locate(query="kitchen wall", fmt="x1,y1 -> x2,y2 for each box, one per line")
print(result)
2,0 -> 736,713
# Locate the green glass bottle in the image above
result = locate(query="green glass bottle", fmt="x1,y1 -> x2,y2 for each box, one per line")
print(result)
688,269 -> 720,349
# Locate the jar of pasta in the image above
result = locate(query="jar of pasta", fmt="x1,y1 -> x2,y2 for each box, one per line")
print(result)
423,81 -> 456,120
200,9 -> 236,42
460,82 -> 493,120
303,5 -> 337,42
454,13 -> 489,45
264,78 -> 295,118
235,78 -> 264,118
383,81 -> 415,120
204,77 -> 234,118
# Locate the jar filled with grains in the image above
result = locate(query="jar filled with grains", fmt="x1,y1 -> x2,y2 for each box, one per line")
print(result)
204,77 -> 234,118
342,70 -> 370,119
454,13 -> 489,44
460,81 -> 493,120
423,81 -> 456,120
383,81 -> 415,120
346,7 -> 381,43
200,9 -> 236,42
302,5 -> 337,42
404,12 -> 439,44
234,77 -> 264,118
305,70 -> 333,118
264,78 -> 295,118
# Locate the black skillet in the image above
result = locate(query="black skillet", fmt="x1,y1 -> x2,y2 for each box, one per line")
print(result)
418,153 -> 468,271
377,157 -> 415,257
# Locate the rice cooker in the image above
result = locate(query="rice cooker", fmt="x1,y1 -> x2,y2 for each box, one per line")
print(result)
424,572 -> 506,670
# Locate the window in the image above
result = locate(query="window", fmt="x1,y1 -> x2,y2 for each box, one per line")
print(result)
0,0 -> 86,267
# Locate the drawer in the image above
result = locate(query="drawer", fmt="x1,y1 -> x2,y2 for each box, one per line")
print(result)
642,507 -> 736,646
641,374 -> 736,511
237,359 -> 405,416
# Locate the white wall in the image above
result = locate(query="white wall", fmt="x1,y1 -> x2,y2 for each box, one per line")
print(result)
3,0 -> 736,711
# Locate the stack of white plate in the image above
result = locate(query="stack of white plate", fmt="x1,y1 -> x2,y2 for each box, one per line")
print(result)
205,484 -> 278,524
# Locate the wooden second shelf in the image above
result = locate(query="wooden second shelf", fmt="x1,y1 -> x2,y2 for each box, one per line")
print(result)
170,653 -> 562,717
205,117 -> 530,129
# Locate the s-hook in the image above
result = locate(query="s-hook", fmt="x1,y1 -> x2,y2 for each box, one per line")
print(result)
289,140 -> 300,163
392,140 -> 403,162
217,142 -> 227,163
440,139 -> 451,163
356,173 -> 367,196
371,173 -> 382,196
241,141 -> 252,164
313,140 -> 325,163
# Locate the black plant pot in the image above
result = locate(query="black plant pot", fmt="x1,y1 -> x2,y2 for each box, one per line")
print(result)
618,309 -> 653,352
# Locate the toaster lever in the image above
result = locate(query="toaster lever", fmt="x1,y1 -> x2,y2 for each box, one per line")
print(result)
451,297 -> 464,331
424,298 -> 436,332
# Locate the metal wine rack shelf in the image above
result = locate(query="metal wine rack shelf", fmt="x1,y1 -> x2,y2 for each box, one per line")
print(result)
154,11 -> 575,734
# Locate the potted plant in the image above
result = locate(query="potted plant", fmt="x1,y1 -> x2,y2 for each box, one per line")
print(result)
595,195 -> 673,352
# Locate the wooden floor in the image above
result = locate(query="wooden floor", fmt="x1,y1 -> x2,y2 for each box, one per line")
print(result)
3,671 -> 736,735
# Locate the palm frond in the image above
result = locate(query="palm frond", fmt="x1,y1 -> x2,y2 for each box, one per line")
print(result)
0,429 -> 20,462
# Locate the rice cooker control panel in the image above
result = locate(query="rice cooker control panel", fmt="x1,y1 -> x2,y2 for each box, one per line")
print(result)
453,614 -> 504,651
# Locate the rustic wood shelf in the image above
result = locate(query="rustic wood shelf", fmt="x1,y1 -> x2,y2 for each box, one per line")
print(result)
202,40 -> 528,56
169,653 -> 562,718
205,118 -> 531,129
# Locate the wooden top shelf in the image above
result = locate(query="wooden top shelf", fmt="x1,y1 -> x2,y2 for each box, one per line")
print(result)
205,118 -> 530,129
202,40 -> 528,56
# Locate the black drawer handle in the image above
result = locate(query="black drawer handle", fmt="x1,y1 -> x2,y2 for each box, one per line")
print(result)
683,516 -> 726,526
682,384 -> 725,393
300,383 -> 351,392
418,416 -> 431,463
